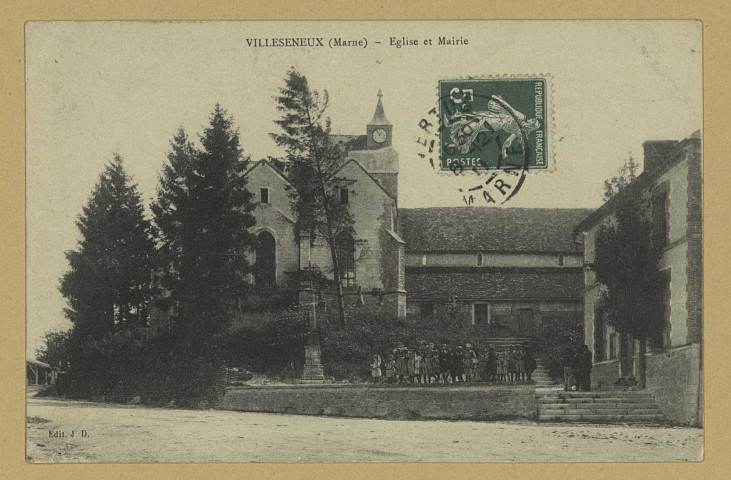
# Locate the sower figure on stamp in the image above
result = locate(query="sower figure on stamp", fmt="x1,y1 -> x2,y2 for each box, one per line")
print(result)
447,95 -> 540,160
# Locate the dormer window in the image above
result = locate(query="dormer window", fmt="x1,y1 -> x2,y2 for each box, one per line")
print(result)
558,254 -> 564,267
260,187 -> 270,204
476,252 -> 483,267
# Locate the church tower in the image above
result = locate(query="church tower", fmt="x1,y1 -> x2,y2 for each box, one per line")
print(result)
366,89 -> 393,149
343,89 -> 399,199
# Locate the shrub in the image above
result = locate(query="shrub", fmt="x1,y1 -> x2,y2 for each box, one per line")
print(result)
531,313 -> 584,380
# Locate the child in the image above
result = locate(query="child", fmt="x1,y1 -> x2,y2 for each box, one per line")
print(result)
413,350 -> 423,385
385,354 -> 396,383
497,348 -> 507,382
425,348 -> 439,384
463,350 -> 473,382
370,354 -> 382,383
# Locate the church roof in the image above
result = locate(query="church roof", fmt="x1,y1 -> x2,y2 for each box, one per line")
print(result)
368,90 -> 391,126
399,207 -> 594,253
405,267 -> 584,301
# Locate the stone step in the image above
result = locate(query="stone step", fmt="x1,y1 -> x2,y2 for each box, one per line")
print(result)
539,407 -> 661,416
536,392 -> 653,400
538,413 -> 664,423
536,396 -> 656,404
538,402 -> 661,410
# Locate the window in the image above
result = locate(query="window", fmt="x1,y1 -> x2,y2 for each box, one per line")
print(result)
420,302 -> 435,320
558,254 -> 564,267
254,231 -> 276,288
518,308 -> 534,332
406,302 -> 420,319
339,187 -> 349,205
476,252 -> 483,266
336,232 -> 356,287
260,187 -> 270,204
474,303 -> 488,324
653,186 -> 669,247
594,306 -> 606,361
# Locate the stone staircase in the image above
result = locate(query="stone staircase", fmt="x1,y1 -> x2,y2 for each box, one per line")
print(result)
536,390 -> 665,424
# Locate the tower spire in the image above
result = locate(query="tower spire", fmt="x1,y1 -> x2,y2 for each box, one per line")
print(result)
368,89 -> 391,126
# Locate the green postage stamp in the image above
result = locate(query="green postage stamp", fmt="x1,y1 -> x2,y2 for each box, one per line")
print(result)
439,77 -> 550,172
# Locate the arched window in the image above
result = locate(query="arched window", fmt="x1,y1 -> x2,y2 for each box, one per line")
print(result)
336,232 -> 356,287
255,231 -> 276,289
476,252 -> 483,266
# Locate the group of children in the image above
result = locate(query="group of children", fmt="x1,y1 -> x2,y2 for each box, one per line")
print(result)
369,341 -> 537,385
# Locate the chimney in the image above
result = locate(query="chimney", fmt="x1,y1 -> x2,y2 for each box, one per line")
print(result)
642,140 -> 679,173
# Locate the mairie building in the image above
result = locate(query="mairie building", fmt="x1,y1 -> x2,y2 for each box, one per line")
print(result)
244,92 -> 591,338
576,131 -> 702,425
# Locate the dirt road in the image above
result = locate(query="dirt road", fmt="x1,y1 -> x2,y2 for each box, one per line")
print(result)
26,398 -> 702,463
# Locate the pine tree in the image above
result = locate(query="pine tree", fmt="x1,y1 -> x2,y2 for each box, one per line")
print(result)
152,106 -> 257,339
60,154 -> 157,338
270,68 -> 356,328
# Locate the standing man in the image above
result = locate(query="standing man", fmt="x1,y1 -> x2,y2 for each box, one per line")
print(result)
577,344 -> 593,391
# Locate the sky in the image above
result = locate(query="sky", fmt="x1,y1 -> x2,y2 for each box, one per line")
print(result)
25,20 -> 702,354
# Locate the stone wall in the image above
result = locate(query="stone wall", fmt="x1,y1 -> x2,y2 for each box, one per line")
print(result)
592,359 -> 621,389
646,344 -> 703,426
220,385 -> 537,421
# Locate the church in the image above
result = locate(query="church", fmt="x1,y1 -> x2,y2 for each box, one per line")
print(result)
244,92 -> 591,338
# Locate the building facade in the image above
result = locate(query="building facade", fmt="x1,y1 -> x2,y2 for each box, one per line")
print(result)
244,92 -> 406,317
400,207 -> 591,337
245,92 -> 589,336
576,131 -> 702,425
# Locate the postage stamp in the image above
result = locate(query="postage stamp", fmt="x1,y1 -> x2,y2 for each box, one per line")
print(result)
438,77 -> 550,172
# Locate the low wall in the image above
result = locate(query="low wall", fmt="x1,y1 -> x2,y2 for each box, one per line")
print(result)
590,344 -> 703,426
219,385 -> 537,421
592,360 -> 621,389
646,343 -> 703,426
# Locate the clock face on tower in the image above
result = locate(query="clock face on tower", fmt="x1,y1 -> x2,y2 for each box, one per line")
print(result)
372,128 -> 387,144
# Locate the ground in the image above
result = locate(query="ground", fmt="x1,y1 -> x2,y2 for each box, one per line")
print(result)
26,397 -> 703,463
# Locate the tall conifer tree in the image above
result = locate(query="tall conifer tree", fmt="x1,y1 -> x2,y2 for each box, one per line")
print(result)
60,154 -> 157,338
152,105 -> 257,339
270,69 -> 356,328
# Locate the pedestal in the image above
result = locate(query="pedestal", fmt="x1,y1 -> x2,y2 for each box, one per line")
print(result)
302,343 -> 325,383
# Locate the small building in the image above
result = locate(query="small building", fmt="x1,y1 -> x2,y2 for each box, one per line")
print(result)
400,207 -> 592,337
576,131 -> 702,425
26,358 -> 57,386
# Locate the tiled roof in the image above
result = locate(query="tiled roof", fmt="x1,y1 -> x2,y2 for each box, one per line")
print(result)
399,207 -> 594,253
405,267 -> 584,301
